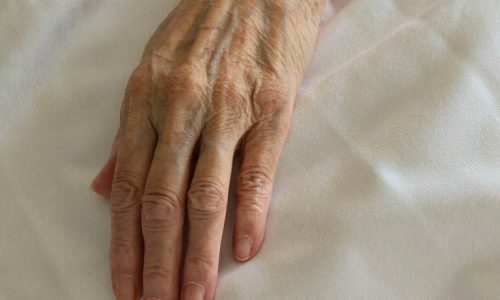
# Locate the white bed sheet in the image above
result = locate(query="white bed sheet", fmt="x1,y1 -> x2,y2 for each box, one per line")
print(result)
1,0 -> 499,299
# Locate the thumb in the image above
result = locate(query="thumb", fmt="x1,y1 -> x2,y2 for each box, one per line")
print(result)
91,131 -> 120,199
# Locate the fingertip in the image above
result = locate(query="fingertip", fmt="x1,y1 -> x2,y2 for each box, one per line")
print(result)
90,167 -> 111,196
91,154 -> 117,198
90,176 -> 111,198
233,204 -> 268,262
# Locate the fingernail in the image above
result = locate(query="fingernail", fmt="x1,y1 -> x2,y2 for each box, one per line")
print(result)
183,282 -> 204,300
114,275 -> 136,299
235,236 -> 252,261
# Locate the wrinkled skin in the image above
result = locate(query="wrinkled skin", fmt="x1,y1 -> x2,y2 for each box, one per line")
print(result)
91,0 -> 325,299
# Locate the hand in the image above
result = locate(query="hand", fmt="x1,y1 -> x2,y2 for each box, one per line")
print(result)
91,0 -> 325,299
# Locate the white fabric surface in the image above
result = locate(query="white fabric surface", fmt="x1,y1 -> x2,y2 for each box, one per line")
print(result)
1,0 -> 499,299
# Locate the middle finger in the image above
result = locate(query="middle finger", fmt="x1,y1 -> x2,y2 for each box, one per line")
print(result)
181,122 -> 241,300
141,102 -> 203,299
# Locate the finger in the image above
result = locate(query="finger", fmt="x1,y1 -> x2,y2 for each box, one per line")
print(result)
110,99 -> 156,300
233,110 -> 291,262
141,107 -> 203,299
92,131 -> 120,198
181,133 -> 238,300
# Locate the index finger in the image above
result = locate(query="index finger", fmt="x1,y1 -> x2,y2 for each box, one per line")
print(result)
109,101 -> 156,299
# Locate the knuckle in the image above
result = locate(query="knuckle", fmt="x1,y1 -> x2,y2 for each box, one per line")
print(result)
110,170 -> 143,213
120,93 -> 150,126
165,63 -> 206,96
238,167 -> 273,192
214,82 -> 248,107
207,81 -> 253,139
214,59 -> 250,97
111,272 -> 137,290
257,81 -> 290,104
152,96 -> 205,139
204,114 -> 246,143
251,113 -> 291,141
149,50 -> 176,77
186,253 -> 218,271
237,167 -> 273,212
143,264 -> 174,281
126,67 -> 151,96
142,184 -> 182,231
253,81 -> 292,117
188,179 -> 227,217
